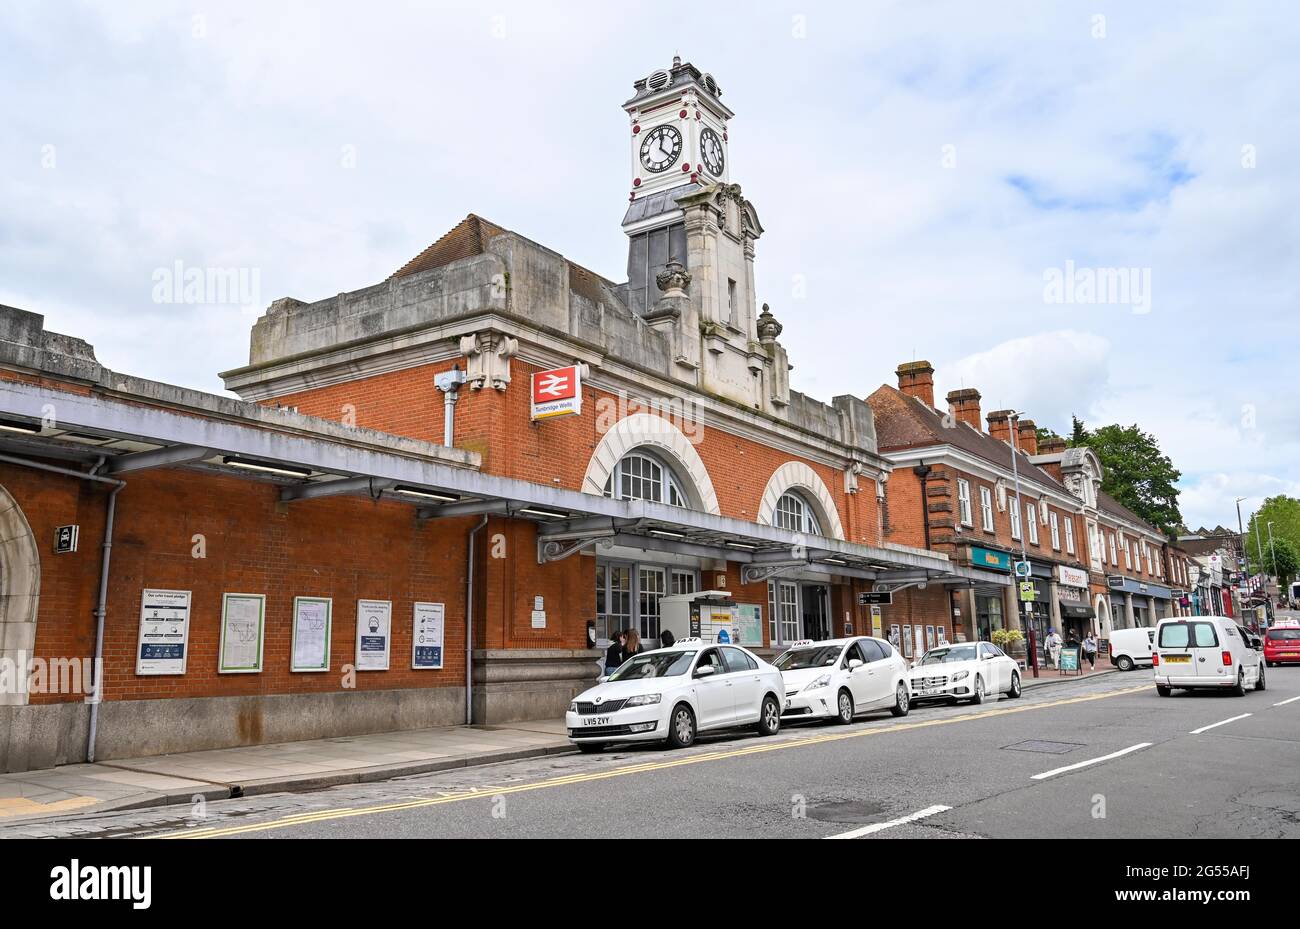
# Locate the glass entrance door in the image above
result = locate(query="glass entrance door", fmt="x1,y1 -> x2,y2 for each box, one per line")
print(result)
802,584 -> 830,642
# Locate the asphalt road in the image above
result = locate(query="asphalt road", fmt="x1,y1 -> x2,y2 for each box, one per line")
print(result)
18,660 -> 1299,840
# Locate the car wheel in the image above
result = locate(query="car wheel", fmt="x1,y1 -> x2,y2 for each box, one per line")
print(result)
1116,655 -> 1134,672
1255,663 -> 1267,692
834,689 -> 854,724
1156,684 -> 1172,697
970,675 -> 986,705
667,704 -> 696,748
890,681 -> 910,717
756,695 -> 781,736
1008,671 -> 1022,699
576,742 -> 606,754
1232,667 -> 1247,697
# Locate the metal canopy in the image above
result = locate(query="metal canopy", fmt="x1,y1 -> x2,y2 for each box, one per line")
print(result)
0,380 -> 1003,588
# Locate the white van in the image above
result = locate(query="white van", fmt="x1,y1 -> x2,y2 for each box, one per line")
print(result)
1109,627 -> 1156,671
1152,616 -> 1266,697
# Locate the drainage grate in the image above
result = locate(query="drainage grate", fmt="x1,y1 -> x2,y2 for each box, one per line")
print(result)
805,800 -> 886,824
1002,740 -> 1085,755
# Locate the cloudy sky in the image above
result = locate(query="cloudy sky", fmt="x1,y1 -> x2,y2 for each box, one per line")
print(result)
2,0 -> 1296,530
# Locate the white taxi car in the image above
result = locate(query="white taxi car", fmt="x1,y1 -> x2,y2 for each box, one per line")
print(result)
566,638 -> 784,752
908,641 -> 1022,705
1153,616 -> 1265,697
774,637 -> 911,723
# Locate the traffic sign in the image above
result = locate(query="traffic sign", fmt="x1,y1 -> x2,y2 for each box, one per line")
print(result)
1014,560 -> 1032,578
1019,581 -> 1035,602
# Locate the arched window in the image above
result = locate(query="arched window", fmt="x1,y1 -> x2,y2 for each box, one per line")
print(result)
603,452 -> 687,507
773,491 -> 822,535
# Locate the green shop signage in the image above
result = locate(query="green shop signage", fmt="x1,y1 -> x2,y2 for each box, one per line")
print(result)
970,546 -> 1012,571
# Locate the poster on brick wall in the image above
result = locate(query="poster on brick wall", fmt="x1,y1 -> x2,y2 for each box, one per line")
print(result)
355,599 -> 392,671
219,593 -> 266,674
136,588 -> 191,675
291,597 -> 332,673
412,602 -> 445,670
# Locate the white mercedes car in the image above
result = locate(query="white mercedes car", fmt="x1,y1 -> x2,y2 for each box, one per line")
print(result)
774,637 -> 911,723
908,641 -> 1023,705
566,639 -> 784,752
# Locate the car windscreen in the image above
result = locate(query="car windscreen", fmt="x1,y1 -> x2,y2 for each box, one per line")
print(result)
1158,622 -> 1218,649
1267,629 -> 1300,641
775,646 -> 841,670
608,651 -> 696,680
919,645 -> 978,665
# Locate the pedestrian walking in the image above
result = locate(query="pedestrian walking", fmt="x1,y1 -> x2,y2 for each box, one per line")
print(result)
1082,632 -> 1098,670
604,630 -> 628,676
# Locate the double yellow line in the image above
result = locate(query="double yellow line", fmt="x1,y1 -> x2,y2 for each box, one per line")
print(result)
158,684 -> 1148,839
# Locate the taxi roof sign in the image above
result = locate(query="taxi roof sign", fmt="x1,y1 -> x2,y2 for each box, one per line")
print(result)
789,639 -> 816,648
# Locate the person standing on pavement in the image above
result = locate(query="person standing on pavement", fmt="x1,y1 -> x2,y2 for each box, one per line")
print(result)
624,628 -> 644,661
604,630 -> 628,676
1082,632 -> 1098,670
1046,628 -> 1063,668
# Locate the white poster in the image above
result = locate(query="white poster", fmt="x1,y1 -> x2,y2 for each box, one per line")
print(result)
914,624 -> 926,659
219,593 -> 266,673
291,597 -> 332,672
355,599 -> 392,671
136,588 -> 191,675
412,602 -> 445,670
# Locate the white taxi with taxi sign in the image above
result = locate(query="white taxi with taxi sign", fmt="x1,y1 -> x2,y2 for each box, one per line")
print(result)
565,638 -> 785,752
774,636 -> 911,723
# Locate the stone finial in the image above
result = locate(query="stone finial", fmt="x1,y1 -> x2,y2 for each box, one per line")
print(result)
655,259 -> 691,295
757,303 -> 783,343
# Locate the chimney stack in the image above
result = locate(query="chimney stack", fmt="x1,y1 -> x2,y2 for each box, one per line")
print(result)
947,388 -> 982,430
1038,435 -> 1067,455
896,360 -> 935,408
1017,419 -> 1038,456
986,409 -> 1013,444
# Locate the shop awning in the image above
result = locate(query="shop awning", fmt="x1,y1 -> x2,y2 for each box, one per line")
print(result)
0,380 -> 1002,588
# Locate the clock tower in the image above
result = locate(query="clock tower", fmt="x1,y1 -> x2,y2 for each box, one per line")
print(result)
621,59 -> 782,411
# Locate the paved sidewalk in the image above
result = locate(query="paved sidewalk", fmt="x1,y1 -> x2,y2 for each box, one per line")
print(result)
1022,665 -> 1119,688
0,719 -> 570,827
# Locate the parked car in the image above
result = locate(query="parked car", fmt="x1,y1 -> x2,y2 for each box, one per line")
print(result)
565,639 -> 784,752
1264,620 -> 1300,667
1109,626 -> 1156,671
907,641 -> 1022,705
1152,616 -> 1265,697
773,636 -> 911,723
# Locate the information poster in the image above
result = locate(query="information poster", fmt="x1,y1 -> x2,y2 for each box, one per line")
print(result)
218,593 -> 266,674
733,604 -> 763,646
913,625 -> 925,659
903,624 -> 913,657
925,625 -> 936,650
356,599 -> 392,671
412,602 -> 445,670
937,626 -> 948,645
291,597 -> 332,672
871,606 -> 883,639
136,588 -> 192,675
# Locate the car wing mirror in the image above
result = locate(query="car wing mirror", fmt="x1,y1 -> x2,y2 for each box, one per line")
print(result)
597,675 -> 609,684
848,658 -> 863,670
695,664 -> 716,678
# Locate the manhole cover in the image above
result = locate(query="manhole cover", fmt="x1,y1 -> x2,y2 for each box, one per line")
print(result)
806,800 -> 886,824
1002,740 -> 1085,754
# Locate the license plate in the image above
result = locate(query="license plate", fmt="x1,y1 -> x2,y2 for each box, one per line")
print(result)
1163,655 -> 1190,664
583,716 -> 611,726
923,687 -> 940,695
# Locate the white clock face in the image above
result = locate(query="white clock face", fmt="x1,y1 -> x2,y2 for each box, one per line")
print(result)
700,128 -> 725,176
639,125 -> 682,173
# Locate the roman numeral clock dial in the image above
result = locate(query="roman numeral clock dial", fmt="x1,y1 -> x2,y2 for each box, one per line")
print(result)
700,127 -> 725,176
639,125 -> 682,173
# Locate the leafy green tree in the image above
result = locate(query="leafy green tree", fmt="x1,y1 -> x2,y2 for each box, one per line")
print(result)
1067,420 -> 1182,532
1262,537 -> 1299,585
1245,496 -> 1300,578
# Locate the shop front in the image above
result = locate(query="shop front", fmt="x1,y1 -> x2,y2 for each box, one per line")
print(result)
967,546 -> 1014,642
1056,565 -> 1094,641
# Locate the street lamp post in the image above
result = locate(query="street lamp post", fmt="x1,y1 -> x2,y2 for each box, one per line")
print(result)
1008,413 -> 1038,678
1268,521 -> 1278,618
1235,497 -> 1249,627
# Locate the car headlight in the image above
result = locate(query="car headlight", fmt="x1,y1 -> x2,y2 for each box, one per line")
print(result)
804,674 -> 832,691
952,670 -> 969,681
569,702 -> 578,713
623,694 -> 662,707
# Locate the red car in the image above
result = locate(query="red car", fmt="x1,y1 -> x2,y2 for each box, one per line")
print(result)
1264,623 -> 1300,667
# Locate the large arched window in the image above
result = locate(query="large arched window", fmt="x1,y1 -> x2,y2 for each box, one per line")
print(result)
603,451 -> 687,507
773,491 -> 822,535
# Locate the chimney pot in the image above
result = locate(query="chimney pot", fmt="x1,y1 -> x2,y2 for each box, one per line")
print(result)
1017,419 -> 1039,456
896,360 -> 935,408
946,388 -> 982,430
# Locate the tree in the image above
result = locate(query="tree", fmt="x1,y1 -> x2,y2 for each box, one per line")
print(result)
1245,496 -> 1300,577
1067,420 -> 1182,532
1262,537 -> 1299,585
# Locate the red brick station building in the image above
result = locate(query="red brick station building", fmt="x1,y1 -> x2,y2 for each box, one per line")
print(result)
0,61 -> 1194,772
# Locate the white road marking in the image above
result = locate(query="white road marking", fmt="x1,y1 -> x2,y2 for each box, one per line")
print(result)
1273,696 -> 1300,707
1190,713 -> 1252,735
825,804 -> 952,839
1030,742 -> 1152,780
